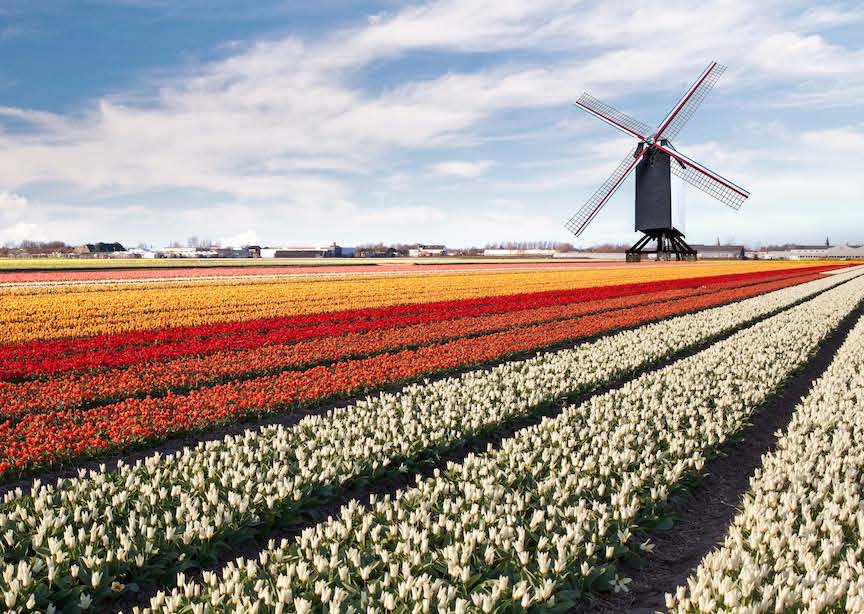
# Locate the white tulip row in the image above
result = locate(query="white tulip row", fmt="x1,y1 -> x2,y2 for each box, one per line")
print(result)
133,271 -> 864,613
0,268 -> 861,613
668,312 -> 864,613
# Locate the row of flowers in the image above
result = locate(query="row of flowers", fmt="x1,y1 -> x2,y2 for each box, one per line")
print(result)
0,262 -> 833,343
0,263 -> 419,284
3,269 -> 797,378
0,274 -> 830,474
2,269 -> 858,612
0,273 -> 817,416
0,265 -> 826,371
668,312 -> 864,612
133,267 -> 864,613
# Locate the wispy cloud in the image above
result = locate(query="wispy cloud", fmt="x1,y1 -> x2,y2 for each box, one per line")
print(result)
430,160 -> 495,178
0,0 -> 862,245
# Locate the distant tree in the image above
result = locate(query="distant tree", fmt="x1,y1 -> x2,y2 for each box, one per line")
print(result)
589,243 -> 629,253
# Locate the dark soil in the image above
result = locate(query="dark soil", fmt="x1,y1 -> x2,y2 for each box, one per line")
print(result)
575,299 -> 864,614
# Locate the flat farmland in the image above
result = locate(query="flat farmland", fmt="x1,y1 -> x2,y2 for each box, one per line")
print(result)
1,260 -> 863,613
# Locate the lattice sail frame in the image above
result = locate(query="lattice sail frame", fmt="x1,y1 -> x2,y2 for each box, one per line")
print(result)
566,61 -> 749,237
654,62 -> 726,142
575,93 -> 652,140
565,145 -> 644,236
669,157 -> 747,210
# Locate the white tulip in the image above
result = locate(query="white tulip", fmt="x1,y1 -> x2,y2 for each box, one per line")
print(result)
136,269 -> 864,613
669,309 -> 864,612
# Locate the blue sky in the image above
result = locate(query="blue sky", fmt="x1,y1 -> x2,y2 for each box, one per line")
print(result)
1,0 -> 862,248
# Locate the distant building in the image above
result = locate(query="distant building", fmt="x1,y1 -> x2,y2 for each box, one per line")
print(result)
126,248 -> 156,259
408,244 -> 446,257
749,244 -> 864,260
259,243 -> 354,258
152,246 -> 218,258
791,245 -> 864,260
214,245 -> 261,258
73,242 -> 126,255
689,244 -> 746,260
357,246 -> 397,258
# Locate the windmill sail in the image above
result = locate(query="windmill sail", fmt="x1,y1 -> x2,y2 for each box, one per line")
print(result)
654,62 -> 726,142
655,142 -> 749,210
565,145 -> 645,236
566,60 -> 748,252
574,93 -> 652,140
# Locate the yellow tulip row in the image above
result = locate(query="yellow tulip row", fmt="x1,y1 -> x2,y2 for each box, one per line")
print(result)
0,261 -> 836,343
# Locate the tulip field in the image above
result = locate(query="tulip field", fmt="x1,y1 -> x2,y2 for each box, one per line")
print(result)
1,260 -> 863,612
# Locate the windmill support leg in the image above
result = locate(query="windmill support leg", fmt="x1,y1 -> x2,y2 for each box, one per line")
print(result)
626,229 -> 697,262
625,234 -> 653,262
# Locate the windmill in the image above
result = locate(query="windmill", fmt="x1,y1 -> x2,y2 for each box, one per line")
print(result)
565,62 -> 749,261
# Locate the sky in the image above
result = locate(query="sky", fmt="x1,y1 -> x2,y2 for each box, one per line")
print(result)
0,0 -> 862,249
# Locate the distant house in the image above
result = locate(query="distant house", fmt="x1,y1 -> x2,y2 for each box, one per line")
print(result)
73,242 -> 126,255
408,244 -> 447,257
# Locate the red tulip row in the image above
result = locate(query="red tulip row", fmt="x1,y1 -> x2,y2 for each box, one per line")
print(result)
0,275 -> 812,476
0,266 -> 836,380
0,277 -> 776,419
0,271 -> 821,419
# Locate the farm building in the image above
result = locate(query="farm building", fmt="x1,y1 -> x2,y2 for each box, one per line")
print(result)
73,242 -> 126,255
214,246 -> 262,258
260,244 -> 354,258
408,244 -> 447,257
748,244 -> 864,260
791,244 -> 864,260
356,246 -> 398,258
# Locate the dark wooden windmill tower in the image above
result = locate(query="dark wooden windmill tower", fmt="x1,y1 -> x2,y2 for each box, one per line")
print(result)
565,62 -> 750,261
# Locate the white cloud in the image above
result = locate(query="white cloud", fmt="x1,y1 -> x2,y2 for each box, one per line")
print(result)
0,222 -> 42,243
0,191 -> 43,243
0,190 -> 28,219
0,0 -> 862,245
219,229 -> 258,248
430,160 -> 495,177
796,5 -> 864,29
